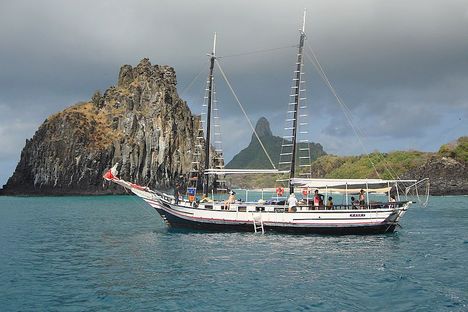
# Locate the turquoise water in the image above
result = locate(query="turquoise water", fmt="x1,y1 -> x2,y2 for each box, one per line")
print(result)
0,195 -> 467,311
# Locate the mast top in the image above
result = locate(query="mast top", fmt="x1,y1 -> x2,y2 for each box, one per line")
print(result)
212,32 -> 217,56
301,9 -> 307,33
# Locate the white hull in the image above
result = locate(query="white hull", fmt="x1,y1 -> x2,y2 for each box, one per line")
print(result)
119,180 -> 410,234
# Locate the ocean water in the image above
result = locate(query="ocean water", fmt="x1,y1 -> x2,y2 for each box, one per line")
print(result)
0,195 -> 466,312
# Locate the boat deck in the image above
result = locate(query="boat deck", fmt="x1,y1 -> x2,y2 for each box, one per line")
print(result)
171,200 -> 406,213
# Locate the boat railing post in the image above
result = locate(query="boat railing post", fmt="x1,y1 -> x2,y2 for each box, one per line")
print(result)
388,182 -> 390,202
246,189 -> 249,202
345,183 -> 348,207
325,186 -> 328,209
261,188 -> 264,200
366,182 -> 369,209
396,182 -> 400,201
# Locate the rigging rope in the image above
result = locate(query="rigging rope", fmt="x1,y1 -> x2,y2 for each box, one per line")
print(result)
179,61 -> 210,97
305,42 -> 407,181
215,59 -> 277,170
304,46 -> 382,179
218,44 -> 297,59
404,178 -> 430,208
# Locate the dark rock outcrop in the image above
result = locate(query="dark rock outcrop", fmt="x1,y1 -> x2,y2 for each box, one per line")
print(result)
2,58 -> 202,195
403,155 -> 468,195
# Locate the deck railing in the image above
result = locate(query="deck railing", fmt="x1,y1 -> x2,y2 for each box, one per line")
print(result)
293,201 -> 406,211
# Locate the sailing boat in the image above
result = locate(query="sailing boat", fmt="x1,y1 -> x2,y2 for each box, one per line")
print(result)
104,12 -> 427,234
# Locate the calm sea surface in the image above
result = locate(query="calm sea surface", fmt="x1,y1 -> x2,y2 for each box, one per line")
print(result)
0,195 -> 467,311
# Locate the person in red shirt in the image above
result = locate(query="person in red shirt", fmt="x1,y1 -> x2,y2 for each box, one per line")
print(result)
313,189 -> 321,209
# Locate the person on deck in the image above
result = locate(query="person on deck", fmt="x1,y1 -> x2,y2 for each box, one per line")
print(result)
313,189 -> 321,209
350,196 -> 358,209
200,194 -> 213,203
359,189 -> 366,208
288,193 -> 298,213
173,183 -> 181,205
327,196 -> 334,210
224,190 -> 236,209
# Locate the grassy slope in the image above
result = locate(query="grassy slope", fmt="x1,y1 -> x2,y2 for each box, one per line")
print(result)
311,151 -> 429,180
227,136 -> 467,188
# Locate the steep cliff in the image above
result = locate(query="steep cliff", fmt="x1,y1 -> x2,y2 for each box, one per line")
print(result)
403,156 -> 467,195
2,58 -> 202,195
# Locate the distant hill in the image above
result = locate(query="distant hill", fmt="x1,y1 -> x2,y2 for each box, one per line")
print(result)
227,135 -> 467,195
226,117 -> 326,169
309,136 -> 467,179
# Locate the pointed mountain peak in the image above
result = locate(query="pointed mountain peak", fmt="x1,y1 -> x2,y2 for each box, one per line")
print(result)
227,116 -> 326,169
254,117 -> 273,138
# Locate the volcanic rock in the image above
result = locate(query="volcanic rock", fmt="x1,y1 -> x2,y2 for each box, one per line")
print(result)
2,59 -> 203,195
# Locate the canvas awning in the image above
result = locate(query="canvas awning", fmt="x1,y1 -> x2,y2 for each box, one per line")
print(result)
291,178 -> 417,194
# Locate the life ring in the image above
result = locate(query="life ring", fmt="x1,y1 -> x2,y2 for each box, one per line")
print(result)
302,188 -> 309,196
276,186 -> 284,196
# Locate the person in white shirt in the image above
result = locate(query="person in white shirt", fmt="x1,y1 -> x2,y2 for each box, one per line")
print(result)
288,193 -> 298,213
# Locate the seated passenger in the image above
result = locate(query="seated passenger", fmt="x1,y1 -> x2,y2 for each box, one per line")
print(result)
389,194 -> 396,208
224,191 -> 236,208
200,195 -> 213,203
350,196 -> 358,209
327,196 -> 334,210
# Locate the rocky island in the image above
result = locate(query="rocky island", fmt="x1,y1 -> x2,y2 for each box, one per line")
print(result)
2,59 -> 202,195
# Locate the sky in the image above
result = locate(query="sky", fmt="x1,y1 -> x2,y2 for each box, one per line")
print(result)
1,0 -> 467,186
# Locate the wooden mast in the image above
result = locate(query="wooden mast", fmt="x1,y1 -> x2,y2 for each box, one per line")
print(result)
289,10 -> 306,195
204,33 -> 216,196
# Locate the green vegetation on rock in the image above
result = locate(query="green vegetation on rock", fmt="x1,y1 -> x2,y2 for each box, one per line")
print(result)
438,136 -> 468,162
311,151 -> 429,180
